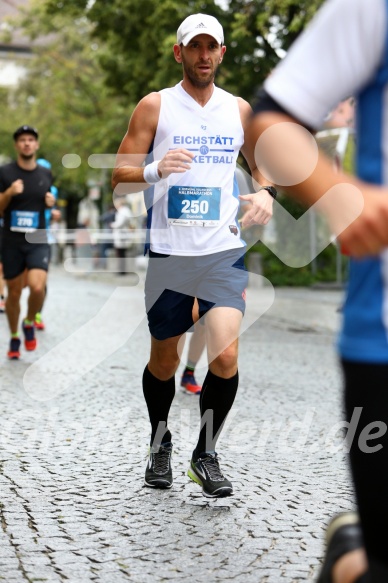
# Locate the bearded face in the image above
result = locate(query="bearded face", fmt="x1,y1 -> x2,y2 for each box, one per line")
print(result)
179,35 -> 224,89
14,135 -> 39,160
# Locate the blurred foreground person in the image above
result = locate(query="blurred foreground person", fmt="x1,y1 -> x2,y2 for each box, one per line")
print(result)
249,0 -> 388,580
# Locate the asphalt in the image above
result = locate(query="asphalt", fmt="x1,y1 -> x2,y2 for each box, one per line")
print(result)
0,258 -> 354,583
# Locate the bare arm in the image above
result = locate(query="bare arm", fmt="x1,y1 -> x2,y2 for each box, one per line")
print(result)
112,93 -> 160,193
248,110 -> 388,257
238,97 -> 274,226
112,92 -> 195,195
45,192 -> 56,208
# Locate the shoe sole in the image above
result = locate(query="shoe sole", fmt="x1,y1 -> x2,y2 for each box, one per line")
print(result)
181,386 -> 201,395
144,479 -> 173,489
8,353 -> 20,360
187,467 -> 233,498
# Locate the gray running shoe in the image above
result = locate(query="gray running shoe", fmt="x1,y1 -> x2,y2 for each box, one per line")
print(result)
188,452 -> 233,498
144,442 -> 173,489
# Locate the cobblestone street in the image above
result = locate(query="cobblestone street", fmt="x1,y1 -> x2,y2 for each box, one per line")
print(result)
0,264 -> 354,582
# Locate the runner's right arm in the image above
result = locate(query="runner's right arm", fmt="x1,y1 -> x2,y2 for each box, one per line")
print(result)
0,179 -> 23,213
111,92 -> 194,194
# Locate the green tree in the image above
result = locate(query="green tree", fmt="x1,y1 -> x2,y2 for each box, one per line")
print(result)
3,0 -> 338,282
1,0 -> 326,188
44,0 -> 325,102
0,0 -> 130,206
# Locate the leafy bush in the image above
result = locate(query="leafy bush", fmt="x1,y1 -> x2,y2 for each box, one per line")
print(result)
246,194 -> 349,286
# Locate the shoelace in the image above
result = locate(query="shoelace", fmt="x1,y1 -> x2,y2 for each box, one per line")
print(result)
201,454 -> 225,481
152,447 -> 171,475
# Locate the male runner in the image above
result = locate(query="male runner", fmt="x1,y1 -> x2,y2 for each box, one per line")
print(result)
249,0 -> 388,579
0,125 -> 55,359
112,14 -> 275,497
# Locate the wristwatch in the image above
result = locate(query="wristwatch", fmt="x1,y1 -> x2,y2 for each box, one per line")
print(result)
259,185 -> 277,200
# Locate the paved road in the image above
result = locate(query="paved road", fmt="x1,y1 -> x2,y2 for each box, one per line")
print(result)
0,264 -> 354,582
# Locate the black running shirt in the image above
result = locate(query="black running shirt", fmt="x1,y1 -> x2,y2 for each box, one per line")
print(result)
0,161 -> 52,241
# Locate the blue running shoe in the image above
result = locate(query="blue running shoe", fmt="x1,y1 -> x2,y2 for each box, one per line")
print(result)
22,321 -> 37,351
181,370 -> 201,395
7,337 -> 21,360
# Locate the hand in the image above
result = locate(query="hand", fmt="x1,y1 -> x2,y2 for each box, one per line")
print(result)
336,188 -> 388,257
158,148 -> 195,178
45,192 -> 56,208
51,208 -> 61,222
9,179 -> 24,196
239,191 -> 274,227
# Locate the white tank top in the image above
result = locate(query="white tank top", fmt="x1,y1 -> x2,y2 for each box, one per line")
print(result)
148,82 -> 245,256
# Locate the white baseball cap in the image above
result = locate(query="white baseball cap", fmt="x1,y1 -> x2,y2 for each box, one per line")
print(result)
177,14 -> 224,46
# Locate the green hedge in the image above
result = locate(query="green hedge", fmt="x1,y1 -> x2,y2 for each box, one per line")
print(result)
245,133 -> 354,286
246,194 -> 349,286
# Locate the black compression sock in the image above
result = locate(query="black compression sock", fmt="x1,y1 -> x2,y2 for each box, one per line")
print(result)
142,366 -> 175,446
193,370 -> 238,459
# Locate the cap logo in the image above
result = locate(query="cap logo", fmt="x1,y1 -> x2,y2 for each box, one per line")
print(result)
196,23 -> 206,28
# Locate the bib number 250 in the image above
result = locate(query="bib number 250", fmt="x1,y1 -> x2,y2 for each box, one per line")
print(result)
181,199 -> 209,214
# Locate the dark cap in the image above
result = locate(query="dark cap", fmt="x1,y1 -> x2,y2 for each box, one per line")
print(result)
13,125 -> 39,140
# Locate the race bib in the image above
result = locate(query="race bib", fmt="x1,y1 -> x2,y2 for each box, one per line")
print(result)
168,186 -> 221,227
10,210 -> 39,233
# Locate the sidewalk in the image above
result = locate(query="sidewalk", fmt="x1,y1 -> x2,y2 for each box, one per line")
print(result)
0,265 -> 352,583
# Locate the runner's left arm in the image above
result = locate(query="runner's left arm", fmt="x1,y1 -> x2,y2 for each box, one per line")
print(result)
45,192 -> 56,208
238,97 -> 275,226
